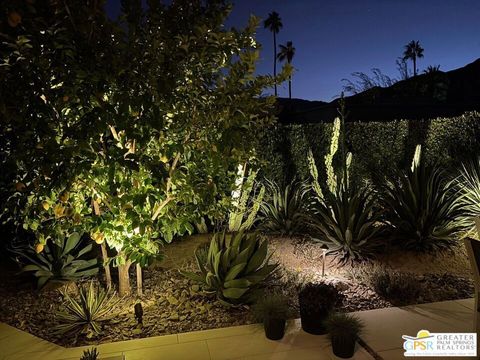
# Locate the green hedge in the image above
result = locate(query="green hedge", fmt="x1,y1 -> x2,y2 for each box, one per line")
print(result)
258,111 -> 480,184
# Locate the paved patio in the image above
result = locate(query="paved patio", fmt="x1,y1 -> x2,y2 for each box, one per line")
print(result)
0,298 -> 476,360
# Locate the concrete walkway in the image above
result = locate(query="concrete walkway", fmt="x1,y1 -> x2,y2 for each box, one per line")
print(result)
0,299 -> 475,360
357,298 -> 476,360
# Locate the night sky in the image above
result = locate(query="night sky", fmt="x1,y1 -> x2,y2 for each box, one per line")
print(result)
106,0 -> 480,101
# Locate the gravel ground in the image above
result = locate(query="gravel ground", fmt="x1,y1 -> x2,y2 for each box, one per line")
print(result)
0,235 -> 475,347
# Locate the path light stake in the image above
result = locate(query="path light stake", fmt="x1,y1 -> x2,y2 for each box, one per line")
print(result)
134,303 -> 143,325
322,245 -> 328,277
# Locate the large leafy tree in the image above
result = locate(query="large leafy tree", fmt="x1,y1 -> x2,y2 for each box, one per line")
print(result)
0,0 -> 284,295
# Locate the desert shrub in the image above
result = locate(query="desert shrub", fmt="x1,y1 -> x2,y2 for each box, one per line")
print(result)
182,231 -> 277,306
366,267 -> 421,305
458,157 -> 480,237
259,180 -> 310,236
54,282 -> 119,337
382,145 -> 465,252
11,232 -> 99,289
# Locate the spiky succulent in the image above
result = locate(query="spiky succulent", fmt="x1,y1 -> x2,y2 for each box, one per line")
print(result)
80,348 -> 99,360
183,231 -> 277,306
308,182 -> 383,264
54,282 -> 120,337
382,145 -> 465,251
11,232 -> 99,288
458,157 -> 480,236
259,180 -> 310,236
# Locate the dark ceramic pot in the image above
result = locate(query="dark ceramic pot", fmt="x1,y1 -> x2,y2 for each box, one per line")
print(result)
299,306 -> 329,335
264,318 -> 286,340
331,335 -> 356,358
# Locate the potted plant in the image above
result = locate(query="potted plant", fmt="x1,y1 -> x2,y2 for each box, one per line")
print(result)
298,282 -> 339,335
325,313 -> 364,358
81,348 -> 99,360
251,293 -> 289,340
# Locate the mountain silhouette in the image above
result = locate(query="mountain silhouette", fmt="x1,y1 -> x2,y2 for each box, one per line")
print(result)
277,58 -> 480,123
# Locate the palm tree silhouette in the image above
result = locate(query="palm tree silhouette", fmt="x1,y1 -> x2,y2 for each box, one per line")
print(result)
277,41 -> 296,99
403,40 -> 424,77
423,65 -> 440,74
264,12 -> 283,97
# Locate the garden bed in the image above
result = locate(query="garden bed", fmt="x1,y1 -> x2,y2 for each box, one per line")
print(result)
0,235 -> 474,347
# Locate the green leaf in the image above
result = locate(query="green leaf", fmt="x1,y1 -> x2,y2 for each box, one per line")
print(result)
224,278 -> 250,288
62,232 -> 80,257
224,263 -> 246,282
222,287 -> 249,300
245,239 -> 267,273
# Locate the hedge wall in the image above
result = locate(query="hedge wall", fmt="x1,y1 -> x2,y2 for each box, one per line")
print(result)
258,111 -> 480,185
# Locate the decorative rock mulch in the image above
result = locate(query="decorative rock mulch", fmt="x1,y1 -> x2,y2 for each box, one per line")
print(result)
0,253 -> 474,347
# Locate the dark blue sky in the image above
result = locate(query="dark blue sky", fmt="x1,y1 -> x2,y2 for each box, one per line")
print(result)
106,0 -> 480,101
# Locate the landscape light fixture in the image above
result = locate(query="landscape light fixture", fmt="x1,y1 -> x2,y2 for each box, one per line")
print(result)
134,303 -> 143,325
321,245 -> 328,277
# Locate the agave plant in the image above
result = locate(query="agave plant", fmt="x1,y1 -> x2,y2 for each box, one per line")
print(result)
382,145 -> 465,251
182,231 -> 277,306
308,182 -> 383,264
11,232 -> 99,289
54,282 -> 120,337
458,157 -> 480,236
259,180 -> 310,236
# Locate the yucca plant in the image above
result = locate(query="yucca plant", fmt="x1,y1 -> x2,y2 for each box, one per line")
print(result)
228,166 -> 265,232
458,157 -> 480,237
11,232 -> 99,289
259,180 -> 310,236
308,182 -> 383,264
382,145 -> 465,251
54,282 -> 120,337
182,231 -> 277,306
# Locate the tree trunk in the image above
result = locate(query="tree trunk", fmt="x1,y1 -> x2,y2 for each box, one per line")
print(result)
288,77 -> 292,99
136,263 -> 143,296
273,32 -> 277,97
413,56 -> 417,77
118,260 -> 132,296
100,242 -> 112,290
